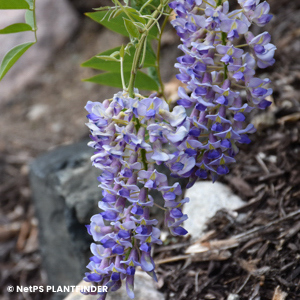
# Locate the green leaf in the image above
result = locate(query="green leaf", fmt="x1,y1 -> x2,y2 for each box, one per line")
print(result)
124,7 -> 146,24
84,71 -> 159,91
0,23 -> 32,34
81,46 -> 156,72
86,11 -> 129,37
124,18 -> 140,39
147,66 -> 160,86
0,42 -> 34,80
0,0 -> 29,9
25,0 -> 33,9
86,10 -> 158,39
25,9 -> 35,28
131,0 -> 161,14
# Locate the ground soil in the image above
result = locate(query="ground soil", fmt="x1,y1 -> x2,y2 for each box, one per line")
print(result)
0,0 -> 299,299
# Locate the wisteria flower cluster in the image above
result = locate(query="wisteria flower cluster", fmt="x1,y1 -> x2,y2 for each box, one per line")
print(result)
169,0 -> 276,187
84,91 -> 189,299
84,0 -> 275,298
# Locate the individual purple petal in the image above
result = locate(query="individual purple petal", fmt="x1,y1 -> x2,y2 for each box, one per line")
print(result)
126,275 -> 135,299
170,208 -> 184,218
140,252 -> 155,272
234,112 -> 245,122
86,273 -> 102,282
172,226 -> 188,236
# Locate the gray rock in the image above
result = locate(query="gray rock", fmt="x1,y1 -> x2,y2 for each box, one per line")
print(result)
183,182 -> 246,239
30,141 -> 100,300
0,0 -> 79,104
64,272 -> 165,300
29,141 -> 173,299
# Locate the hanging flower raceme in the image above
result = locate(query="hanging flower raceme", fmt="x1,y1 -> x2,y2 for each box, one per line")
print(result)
169,0 -> 276,187
84,90 -> 188,299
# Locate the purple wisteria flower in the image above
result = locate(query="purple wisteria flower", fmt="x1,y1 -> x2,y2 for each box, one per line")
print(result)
84,90 -> 189,299
169,0 -> 275,186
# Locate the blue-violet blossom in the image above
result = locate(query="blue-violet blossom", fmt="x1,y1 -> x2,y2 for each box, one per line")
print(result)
84,90 -> 189,299
169,0 -> 276,187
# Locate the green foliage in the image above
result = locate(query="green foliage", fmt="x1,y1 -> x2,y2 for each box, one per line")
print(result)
147,66 -> 160,86
0,0 -> 29,9
82,44 -> 157,91
86,11 -> 130,37
84,1 -> 170,93
82,46 -> 156,72
131,0 -> 161,13
84,71 -> 159,91
0,23 -> 32,34
86,9 -> 158,39
0,0 -> 37,81
25,9 -> 35,28
124,18 -> 140,39
25,0 -> 34,9
0,42 -> 34,80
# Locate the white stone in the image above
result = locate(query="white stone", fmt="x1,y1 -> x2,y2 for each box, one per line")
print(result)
183,182 -> 245,239
0,0 -> 79,103
64,271 -> 165,300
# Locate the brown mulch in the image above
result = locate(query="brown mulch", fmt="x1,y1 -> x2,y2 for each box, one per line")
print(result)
154,112 -> 300,299
154,71 -> 300,300
153,1 -> 300,298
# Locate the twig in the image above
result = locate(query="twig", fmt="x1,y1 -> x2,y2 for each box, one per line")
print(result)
195,271 -> 200,293
234,209 -> 300,241
155,250 -> 231,265
255,154 -> 269,174
235,274 -> 251,294
258,171 -> 285,181
155,241 -> 190,253
155,254 -> 190,265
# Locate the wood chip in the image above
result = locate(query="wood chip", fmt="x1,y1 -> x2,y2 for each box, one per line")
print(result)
185,238 -> 239,254
272,286 -> 288,300
278,112 -> 300,124
16,220 -> 31,251
0,222 -> 21,242
155,249 -> 232,266
23,225 -> 39,253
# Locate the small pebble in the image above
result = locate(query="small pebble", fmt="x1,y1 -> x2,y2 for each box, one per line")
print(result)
227,294 -> 240,300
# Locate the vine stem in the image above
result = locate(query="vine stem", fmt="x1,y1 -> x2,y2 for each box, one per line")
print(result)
156,10 -> 170,100
127,3 -> 165,98
221,32 -> 228,79
32,0 -> 37,42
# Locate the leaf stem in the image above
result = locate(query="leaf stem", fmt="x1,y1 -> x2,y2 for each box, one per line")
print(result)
32,0 -> 37,42
139,0 -> 155,14
128,3 -> 164,97
114,0 -> 136,23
